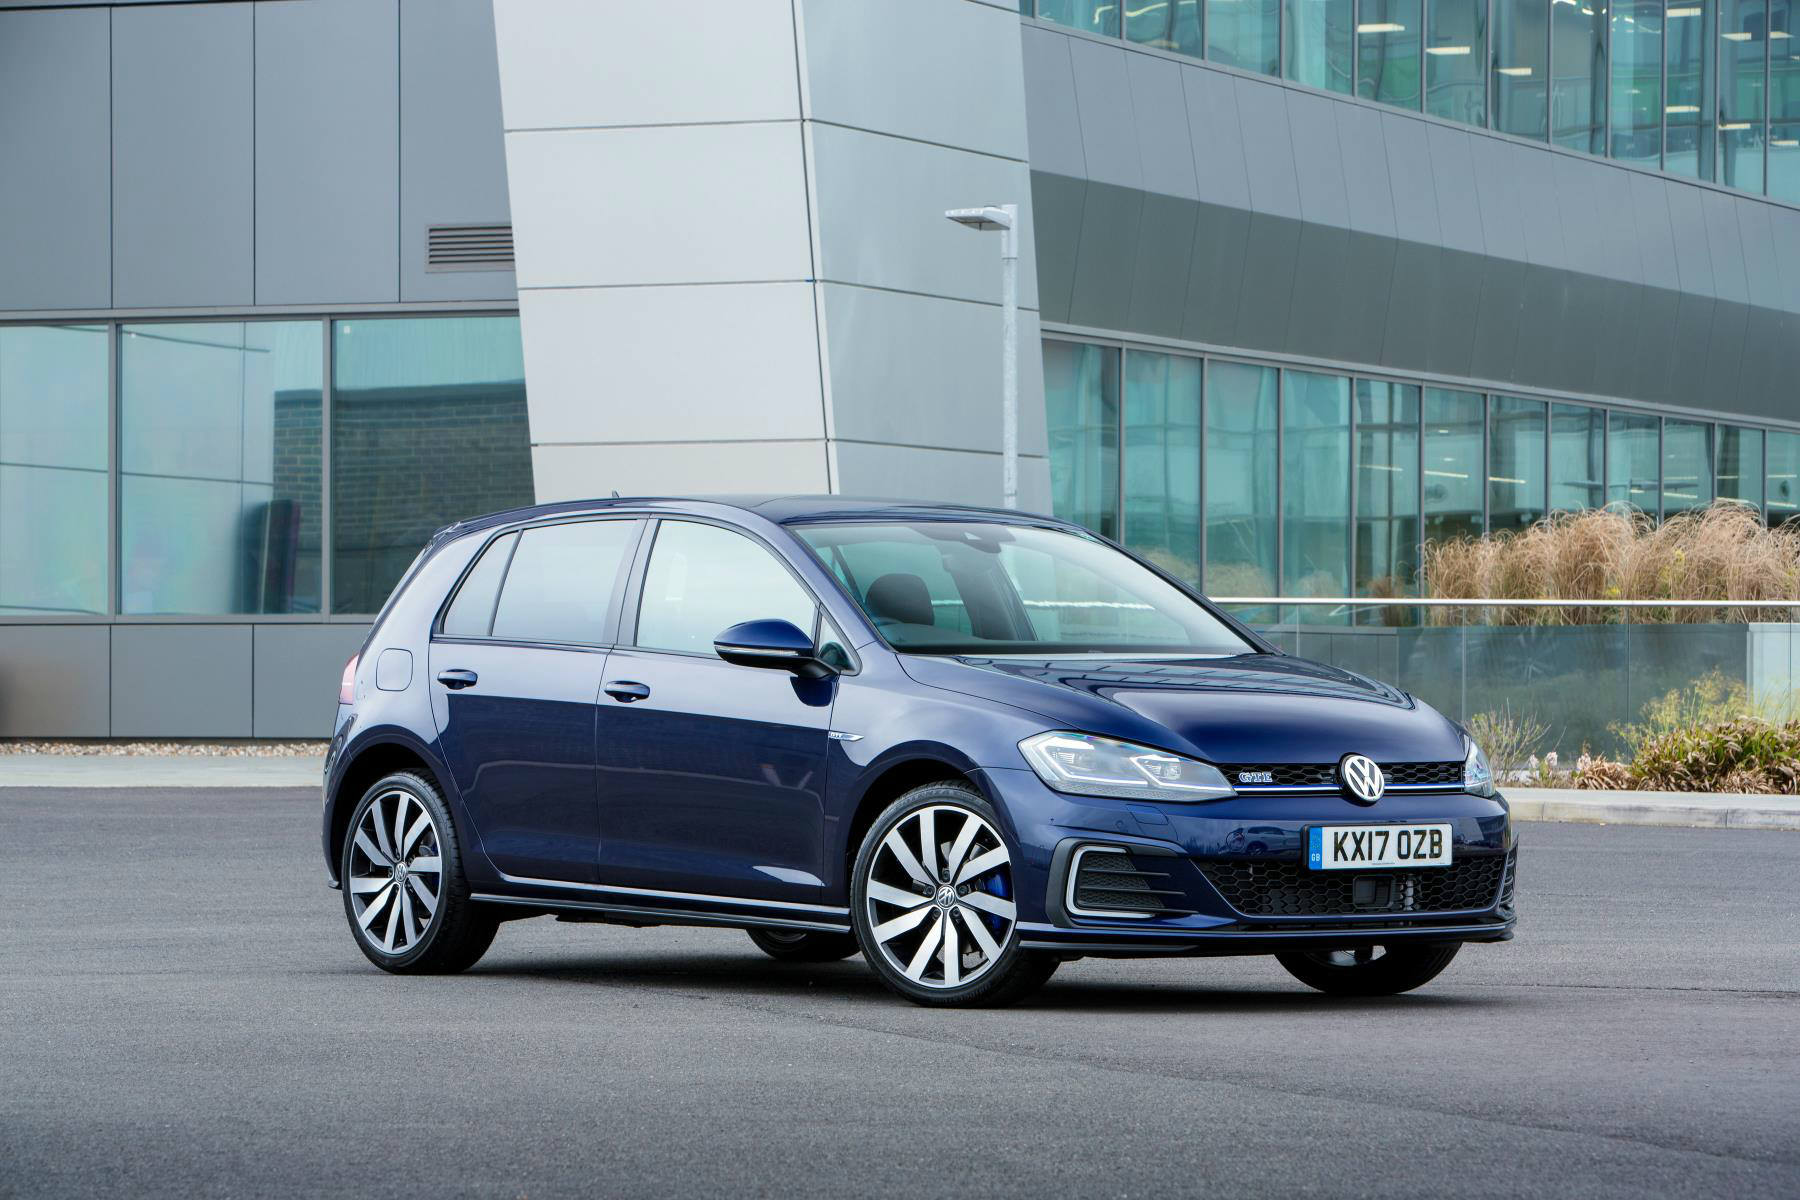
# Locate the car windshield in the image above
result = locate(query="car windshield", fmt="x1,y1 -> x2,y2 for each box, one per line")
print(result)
792,520 -> 1254,656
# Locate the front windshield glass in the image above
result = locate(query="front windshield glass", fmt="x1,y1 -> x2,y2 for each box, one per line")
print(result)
792,520 -> 1254,656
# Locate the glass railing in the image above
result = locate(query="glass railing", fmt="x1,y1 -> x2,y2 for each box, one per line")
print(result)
1213,597 -> 1800,758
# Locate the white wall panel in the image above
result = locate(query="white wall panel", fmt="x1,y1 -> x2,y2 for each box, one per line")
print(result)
519,284 -> 824,445
492,0 -> 799,130
532,440 -> 830,501
822,284 -> 1044,456
799,0 -> 1026,160
830,441 -> 1051,512
809,124 -> 1038,306
505,124 -> 814,289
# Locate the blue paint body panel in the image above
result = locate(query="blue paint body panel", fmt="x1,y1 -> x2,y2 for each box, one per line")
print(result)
321,496 -> 1515,955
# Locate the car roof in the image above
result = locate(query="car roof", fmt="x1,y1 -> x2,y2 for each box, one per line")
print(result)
433,495 -> 1076,542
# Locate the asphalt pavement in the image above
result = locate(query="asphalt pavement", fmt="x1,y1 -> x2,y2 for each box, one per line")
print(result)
2,787 -> 1796,1199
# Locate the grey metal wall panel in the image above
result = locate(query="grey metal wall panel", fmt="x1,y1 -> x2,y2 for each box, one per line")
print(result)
1336,104 -> 1396,237
1067,182 -> 1142,330
1234,213 -> 1301,352
1234,79 -> 1301,218
1425,124 -> 1485,254
1590,165 -> 1643,285
111,625 -> 252,738
1127,193 -> 1198,337
1184,66 -> 1251,208
1068,38 -> 1140,188
1020,25 -> 1086,179
0,626 -> 109,737
0,9 -> 110,310
1664,184 -> 1716,296
1551,156 -> 1607,279
1509,144 -> 1566,267
1628,173 -> 1680,290
1467,259 -> 1528,381
1704,300 -> 1749,403
111,2 -> 254,308
1421,248 -> 1483,379
1182,201 -> 1251,346
1125,53 -> 1197,199
1700,190 -> 1749,304
1031,172 -> 1085,323
1380,242 -> 1437,367
401,0 -> 514,302
1024,31 -> 1800,423
255,0 -> 399,305
1340,231 -> 1397,356
252,624 -> 367,738
1772,207 -> 1800,312
1286,91 -> 1350,228
1382,113 -> 1440,243
1468,138 -> 1525,262
1285,223 -> 1355,357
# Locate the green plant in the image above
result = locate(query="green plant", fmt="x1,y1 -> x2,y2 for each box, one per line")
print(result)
1465,706 -> 1551,778
1626,718 -> 1800,794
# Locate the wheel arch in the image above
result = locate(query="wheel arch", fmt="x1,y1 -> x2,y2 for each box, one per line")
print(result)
324,733 -> 450,887
836,751 -> 994,898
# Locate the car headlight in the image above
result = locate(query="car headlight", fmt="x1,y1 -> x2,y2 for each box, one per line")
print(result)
1463,737 -> 1496,797
1019,731 -> 1236,802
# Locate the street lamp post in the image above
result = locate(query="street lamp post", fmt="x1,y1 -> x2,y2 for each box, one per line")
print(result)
944,204 -> 1020,510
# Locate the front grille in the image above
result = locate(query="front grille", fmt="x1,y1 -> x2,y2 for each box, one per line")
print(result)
1070,850 -> 1195,916
1221,761 -> 1463,790
1498,847 -> 1518,911
1199,855 -> 1507,917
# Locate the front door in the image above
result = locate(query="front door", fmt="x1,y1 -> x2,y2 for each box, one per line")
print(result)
593,519 -> 835,903
429,518 -> 642,883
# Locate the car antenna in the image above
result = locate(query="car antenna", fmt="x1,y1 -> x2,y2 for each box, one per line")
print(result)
611,489 -> 620,499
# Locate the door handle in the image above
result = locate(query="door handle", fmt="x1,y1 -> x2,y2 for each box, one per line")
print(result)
436,668 -> 479,690
603,680 -> 651,703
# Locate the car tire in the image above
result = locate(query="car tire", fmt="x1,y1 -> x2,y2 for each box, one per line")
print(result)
339,771 -> 498,975
1275,942 -> 1461,996
850,782 -> 1057,1008
746,928 -> 860,963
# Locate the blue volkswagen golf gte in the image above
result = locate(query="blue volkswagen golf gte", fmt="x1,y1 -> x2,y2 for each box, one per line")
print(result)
322,496 -> 1515,1007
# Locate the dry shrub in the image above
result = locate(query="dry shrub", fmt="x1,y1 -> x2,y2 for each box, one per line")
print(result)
1421,502 -> 1800,624
1626,718 -> 1800,794
1572,752 -> 1634,790
1465,706 -> 1549,776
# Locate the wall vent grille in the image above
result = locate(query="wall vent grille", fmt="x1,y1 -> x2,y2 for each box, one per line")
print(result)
426,223 -> 514,272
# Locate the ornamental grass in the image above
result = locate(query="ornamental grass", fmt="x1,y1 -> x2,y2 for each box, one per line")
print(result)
1420,502 -> 1800,624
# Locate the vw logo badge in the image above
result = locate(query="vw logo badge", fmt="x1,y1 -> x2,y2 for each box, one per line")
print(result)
1338,754 -> 1385,804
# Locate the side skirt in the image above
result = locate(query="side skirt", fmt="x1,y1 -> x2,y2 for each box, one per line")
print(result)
470,892 -> 853,935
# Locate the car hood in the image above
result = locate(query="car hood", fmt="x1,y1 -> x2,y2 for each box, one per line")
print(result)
898,652 -> 1466,764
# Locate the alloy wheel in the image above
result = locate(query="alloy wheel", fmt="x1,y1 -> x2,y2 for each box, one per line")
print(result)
347,789 -> 442,956
863,804 -> 1017,989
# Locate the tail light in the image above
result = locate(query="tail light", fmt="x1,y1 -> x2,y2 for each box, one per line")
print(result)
338,655 -> 359,706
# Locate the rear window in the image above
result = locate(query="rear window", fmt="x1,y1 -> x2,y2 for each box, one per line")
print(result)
434,519 -> 638,645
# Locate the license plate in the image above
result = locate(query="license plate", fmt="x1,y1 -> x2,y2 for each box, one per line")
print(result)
1307,823 -> 1452,870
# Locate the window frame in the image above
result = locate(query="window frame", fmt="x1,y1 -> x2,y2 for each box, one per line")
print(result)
619,515 -> 859,674
430,515 -> 646,651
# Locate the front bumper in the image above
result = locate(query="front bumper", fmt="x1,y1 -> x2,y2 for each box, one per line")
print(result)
975,766 -> 1516,957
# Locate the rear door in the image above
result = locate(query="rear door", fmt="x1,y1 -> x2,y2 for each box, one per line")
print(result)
592,518 -> 837,904
429,517 -> 643,883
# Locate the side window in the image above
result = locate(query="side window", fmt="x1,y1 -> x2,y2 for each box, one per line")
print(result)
489,520 -> 637,644
440,531 -> 517,637
636,521 -> 817,655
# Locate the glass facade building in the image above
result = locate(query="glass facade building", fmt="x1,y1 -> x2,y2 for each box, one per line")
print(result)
1029,0 -> 1800,203
0,316 -> 531,619
1044,336 -> 1798,597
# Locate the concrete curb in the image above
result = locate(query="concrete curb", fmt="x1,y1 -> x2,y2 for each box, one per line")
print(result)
1506,787 -> 1800,830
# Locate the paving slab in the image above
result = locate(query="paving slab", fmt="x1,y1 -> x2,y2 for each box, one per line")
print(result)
0,753 -> 324,789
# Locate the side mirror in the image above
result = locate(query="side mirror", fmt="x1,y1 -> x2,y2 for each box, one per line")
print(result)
713,619 -> 835,680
